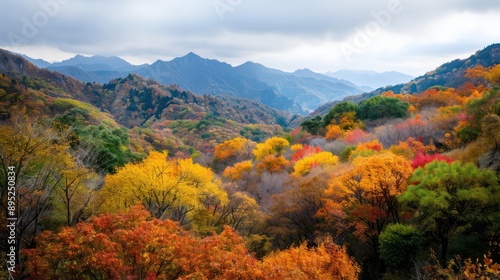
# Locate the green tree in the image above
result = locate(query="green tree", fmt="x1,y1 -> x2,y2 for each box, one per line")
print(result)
379,223 -> 422,273
357,96 -> 409,120
75,125 -> 141,174
300,116 -> 322,135
399,161 -> 500,267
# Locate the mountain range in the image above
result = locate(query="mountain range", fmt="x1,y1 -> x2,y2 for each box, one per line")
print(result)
22,53 -> 408,114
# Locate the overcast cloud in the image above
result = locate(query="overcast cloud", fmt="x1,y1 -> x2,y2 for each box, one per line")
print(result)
1,0 -> 499,76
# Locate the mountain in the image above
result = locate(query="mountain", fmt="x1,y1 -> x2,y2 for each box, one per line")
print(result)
0,48 -> 295,153
310,43 -> 500,117
0,48 -> 294,127
23,52 -> 368,114
325,69 -> 414,89
20,54 -> 52,68
398,43 -> 500,93
50,54 -> 136,71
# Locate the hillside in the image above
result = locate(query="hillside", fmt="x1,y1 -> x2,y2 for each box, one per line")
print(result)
311,43 -> 500,117
0,48 -> 292,154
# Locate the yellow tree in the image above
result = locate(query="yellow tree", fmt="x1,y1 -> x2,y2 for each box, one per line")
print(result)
98,151 -> 228,227
253,137 -> 289,161
293,151 -> 339,176
53,150 -> 100,227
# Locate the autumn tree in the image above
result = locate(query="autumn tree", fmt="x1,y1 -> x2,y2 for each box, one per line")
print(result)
322,152 -> 413,275
325,124 -> 344,140
457,88 -> 499,143
292,151 -> 339,176
24,206 -> 258,280
256,155 -> 289,174
399,161 -> 500,267
410,151 -> 454,169
214,137 -> 255,165
98,151 -> 228,228
253,136 -> 289,161
269,171 -> 330,248
53,151 -> 101,227
223,160 -> 253,181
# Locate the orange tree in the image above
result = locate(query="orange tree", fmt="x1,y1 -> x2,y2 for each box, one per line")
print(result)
321,152 -> 413,276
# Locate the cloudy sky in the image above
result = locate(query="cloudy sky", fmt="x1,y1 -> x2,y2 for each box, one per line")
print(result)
1,0 -> 500,76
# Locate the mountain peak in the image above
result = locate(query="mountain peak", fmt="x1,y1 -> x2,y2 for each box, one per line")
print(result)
293,68 -> 315,75
181,52 -> 203,60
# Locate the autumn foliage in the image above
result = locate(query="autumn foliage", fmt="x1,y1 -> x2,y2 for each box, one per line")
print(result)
24,206 -> 360,280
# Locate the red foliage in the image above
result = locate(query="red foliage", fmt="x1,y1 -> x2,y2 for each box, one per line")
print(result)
290,144 -> 322,162
411,152 -> 455,169
343,128 -> 370,144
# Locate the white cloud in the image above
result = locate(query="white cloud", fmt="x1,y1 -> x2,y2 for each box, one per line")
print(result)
1,0 -> 499,75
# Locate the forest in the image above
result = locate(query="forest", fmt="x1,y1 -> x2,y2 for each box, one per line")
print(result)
1,47 -> 500,279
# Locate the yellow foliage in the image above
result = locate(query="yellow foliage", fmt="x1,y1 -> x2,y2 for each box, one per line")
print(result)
253,136 -> 289,160
290,143 -> 303,151
327,152 -> 412,208
293,151 -> 339,176
99,151 -> 228,222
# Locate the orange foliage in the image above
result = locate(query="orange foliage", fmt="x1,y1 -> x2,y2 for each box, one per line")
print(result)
214,137 -> 253,162
24,206 -> 360,280
323,153 -> 413,242
350,139 -> 383,159
256,155 -> 289,174
223,160 -> 253,181
325,124 -> 343,140
260,242 -> 360,280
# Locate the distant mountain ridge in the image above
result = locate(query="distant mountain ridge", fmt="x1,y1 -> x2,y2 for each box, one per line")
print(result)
23,52 -> 370,114
325,69 -> 414,89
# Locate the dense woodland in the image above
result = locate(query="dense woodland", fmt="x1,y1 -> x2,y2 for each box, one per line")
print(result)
1,46 -> 500,279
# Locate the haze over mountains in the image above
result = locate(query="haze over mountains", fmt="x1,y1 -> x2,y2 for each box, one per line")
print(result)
326,70 -> 414,89
22,53 -> 412,114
